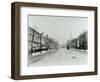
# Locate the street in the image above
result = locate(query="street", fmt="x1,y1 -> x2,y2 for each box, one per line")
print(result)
28,48 -> 88,67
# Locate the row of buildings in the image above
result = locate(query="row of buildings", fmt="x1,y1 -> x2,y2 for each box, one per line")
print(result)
67,32 -> 88,50
28,27 -> 59,56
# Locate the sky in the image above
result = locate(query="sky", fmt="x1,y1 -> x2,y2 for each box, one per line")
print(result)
28,15 -> 88,45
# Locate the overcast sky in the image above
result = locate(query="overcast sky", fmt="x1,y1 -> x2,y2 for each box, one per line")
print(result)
28,15 -> 88,45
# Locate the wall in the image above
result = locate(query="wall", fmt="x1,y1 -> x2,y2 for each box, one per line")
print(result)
0,0 -> 100,82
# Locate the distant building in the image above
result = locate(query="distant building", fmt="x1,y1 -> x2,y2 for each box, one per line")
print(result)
28,27 -> 59,56
66,31 -> 88,50
79,32 -> 88,50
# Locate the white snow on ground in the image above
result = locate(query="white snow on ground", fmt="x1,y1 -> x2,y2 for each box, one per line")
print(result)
28,48 -> 88,67
29,51 -> 47,57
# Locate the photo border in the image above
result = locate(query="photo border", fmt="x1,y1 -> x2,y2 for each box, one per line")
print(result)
11,2 -> 98,80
